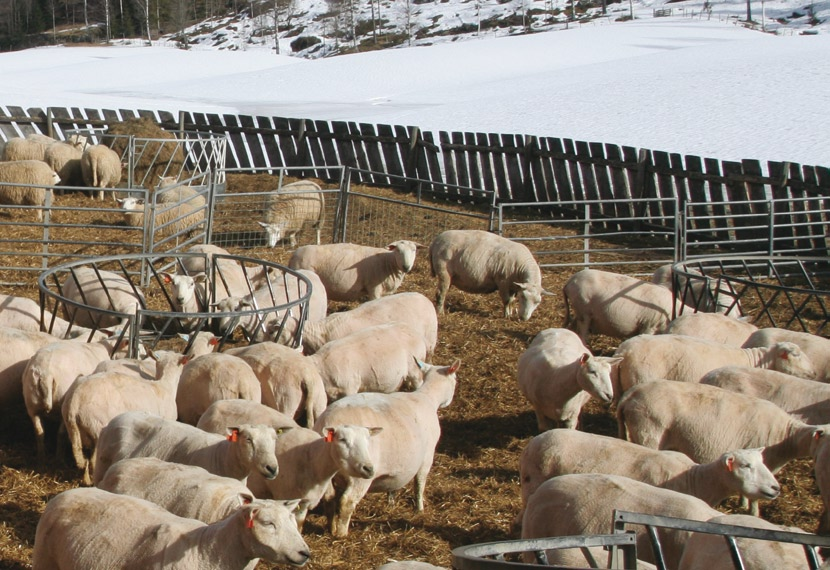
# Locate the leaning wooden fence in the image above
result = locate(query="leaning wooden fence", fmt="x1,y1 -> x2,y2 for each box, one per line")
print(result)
2,104 -> 829,255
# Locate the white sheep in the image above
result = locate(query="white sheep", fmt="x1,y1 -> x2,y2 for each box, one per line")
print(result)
0,159 -> 59,221
117,185 -> 206,237
677,514 -> 814,570
92,410 -> 280,485
197,401 -> 377,530
651,263 -> 739,315
44,138 -> 86,186
0,293 -> 106,340
665,312 -> 758,347
22,335 -> 128,462
288,240 -> 421,302
700,365 -> 830,425
178,244 -> 271,301
96,457 -> 256,524
811,431 -> 830,534
258,179 -> 325,247
0,326 -> 60,410
429,229 -> 550,320
301,291 -> 438,357
32,487 -> 310,569
175,352 -> 262,425
517,429 -> 780,529
312,358 -> 461,537
80,144 -> 122,200
742,327 -> 830,382
617,380 -> 829,484
224,342 -> 327,427
614,334 -> 817,395
60,267 -> 146,330
520,473 -> 721,569
517,328 -> 620,431
308,322 -> 429,403
61,350 -> 189,484
1,134 -> 53,161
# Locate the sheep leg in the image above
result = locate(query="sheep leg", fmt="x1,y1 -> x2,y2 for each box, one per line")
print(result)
413,456 -> 435,512
32,414 -> 46,464
331,477 -> 371,538
497,283 -> 515,318
434,270 -> 451,314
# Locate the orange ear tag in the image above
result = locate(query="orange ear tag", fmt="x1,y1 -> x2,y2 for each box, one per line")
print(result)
324,429 -> 334,443
227,429 -> 239,442
246,514 -> 255,529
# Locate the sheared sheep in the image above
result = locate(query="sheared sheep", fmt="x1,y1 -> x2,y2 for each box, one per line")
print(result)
32,487 -> 310,569
80,144 -> 122,200
665,312 -> 758,347
258,179 -> 325,247
742,327 -> 830,383
0,159 -> 59,221
288,240 -> 421,302
117,184 -> 206,237
429,229 -> 550,320
60,267 -> 146,330
0,293 -> 106,340
0,326 -> 61,410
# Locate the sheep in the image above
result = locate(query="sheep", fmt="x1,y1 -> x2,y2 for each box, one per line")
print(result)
92,410 -> 280,485
1,134 -> 53,161
429,229 -> 550,320
614,333 -> 817,395
61,350 -> 189,484
175,352 -> 262,425
701,365 -> 830,425
80,144 -> 122,200
742,327 -> 830,383
312,358 -> 460,538
0,293 -> 106,340
301,291 -> 438,357
22,335 -> 128,462
677,514 -> 815,570
516,429 -> 780,529
308,322 -> 429,403
562,268 -> 691,344
288,240 -> 421,302
224,342 -> 327,427
32,487 -> 310,569
517,328 -> 620,431
197,402 -> 377,530
44,137 -> 86,186
160,271 -> 208,331
617,380 -> 829,486
651,263 -> 740,315
0,326 -> 60,410
178,243 -> 270,302
665,312 -> 758,347
811,431 -> 830,534
520,473 -> 721,569
96,457 -> 256,524
0,159 -> 59,221
258,179 -> 325,247
117,185 -> 206,237
60,267 -> 146,330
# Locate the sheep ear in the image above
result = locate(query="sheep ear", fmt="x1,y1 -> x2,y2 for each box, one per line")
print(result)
725,455 -> 735,472
414,356 -> 428,372
779,349 -> 790,360
275,426 -> 293,435
227,427 -> 240,442
579,353 -> 590,365
447,359 -> 461,374
178,333 -> 190,341
368,427 -> 383,436
324,427 -> 335,442
240,493 -> 254,505
246,507 -> 259,529
386,244 -> 396,251
162,272 -> 174,283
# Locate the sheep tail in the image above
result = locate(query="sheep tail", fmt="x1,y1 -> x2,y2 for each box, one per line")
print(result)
561,287 -> 572,329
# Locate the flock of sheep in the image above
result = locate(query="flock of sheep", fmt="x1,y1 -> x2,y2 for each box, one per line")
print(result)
2,137 -> 829,567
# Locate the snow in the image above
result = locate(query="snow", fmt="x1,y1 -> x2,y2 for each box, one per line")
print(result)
0,7 -> 828,167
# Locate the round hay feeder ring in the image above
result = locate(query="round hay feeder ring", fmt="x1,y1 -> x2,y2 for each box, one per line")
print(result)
38,252 -> 312,357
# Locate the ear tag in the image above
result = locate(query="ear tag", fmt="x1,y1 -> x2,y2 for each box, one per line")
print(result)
246,513 -> 255,529
324,429 -> 334,443
227,429 -> 239,442
726,457 -> 735,472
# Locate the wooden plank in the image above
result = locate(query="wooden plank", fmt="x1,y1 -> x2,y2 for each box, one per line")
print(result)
564,138 -> 584,203
742,158 -> 775,246
721,160 -> 759,245
0,106 -> 27,142
464,132 -> 482,191
223,114 -> 251,169
488,132 -> 509,202
255,116 -> 285,169
315,121 -> 342,177
397,125 -> 418,184
238,114 -> 266,169
526,136 -> 544,203
589,141 -> 615,223
606,143 -> 632,221
475,132 -> 496,197
305,120 -> 329,177
411,128 -> 431,188
684,154 -> 713,234
452,131 -> 471,190
503,134 -> 525,202
552,138 -> 575,205
439,131 -> 459,192
799,164 -> 827,251
359,123 -> 387,185
768,161 -> 798,249
650,151 -> 675,224
420,130 -> 444,191
575,141 -> 598,206
332,121 -> 356,173
535,137 -> 558,204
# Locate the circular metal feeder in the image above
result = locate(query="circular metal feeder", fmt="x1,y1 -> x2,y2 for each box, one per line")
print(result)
38,252 -> 312,357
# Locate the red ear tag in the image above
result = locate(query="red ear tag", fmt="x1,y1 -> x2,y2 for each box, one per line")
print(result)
227,429 -> 239,442
324,429 -> 334,443
726,457 -> 735,472
246,514 -> 255,529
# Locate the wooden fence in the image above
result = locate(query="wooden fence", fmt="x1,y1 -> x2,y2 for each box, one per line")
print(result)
2,104 -> 829,253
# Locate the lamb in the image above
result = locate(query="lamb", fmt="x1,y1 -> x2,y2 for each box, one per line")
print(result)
562,268 -> 690,344
32,487 -> 309,569
117,185 -> 206,236
175,352 -> 262,425
22,335 -> 128,462
258,179 -> 325,247
178,244 -> 271,301
307,322 -> 429,403
617,380 -> 829,477
810,431 -> 830,534
677,514 -> 815,570
60,267 -> 146,330
742,327 -> 830,383
520,473 -> 721,569
312,358 -> 460,537
161,271 -> 208,331
80,144 -> 122,200
0,159 -> 60,221
0,293 -> 106,340
92,410 -> 280,485
197,402 -> 377,530
96,457 -> 256,523
614,333 -> 817,395
61,350 -> 189,484
44,137 -> 86,186
1,134 -> 53,161
700,365 -> 830,425
429,229 -> 550,320
196,399 -> 300,434
224,342 -> 327,427
301,291 -> 438,357
516,429 -> 780,529
0,326 -> 60,410
288,240 -> 421,302
517,328 -> 619,431
665,312 -> 758,347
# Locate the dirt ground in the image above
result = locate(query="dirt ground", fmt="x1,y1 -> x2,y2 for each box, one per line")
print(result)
0,176 -> 824,569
